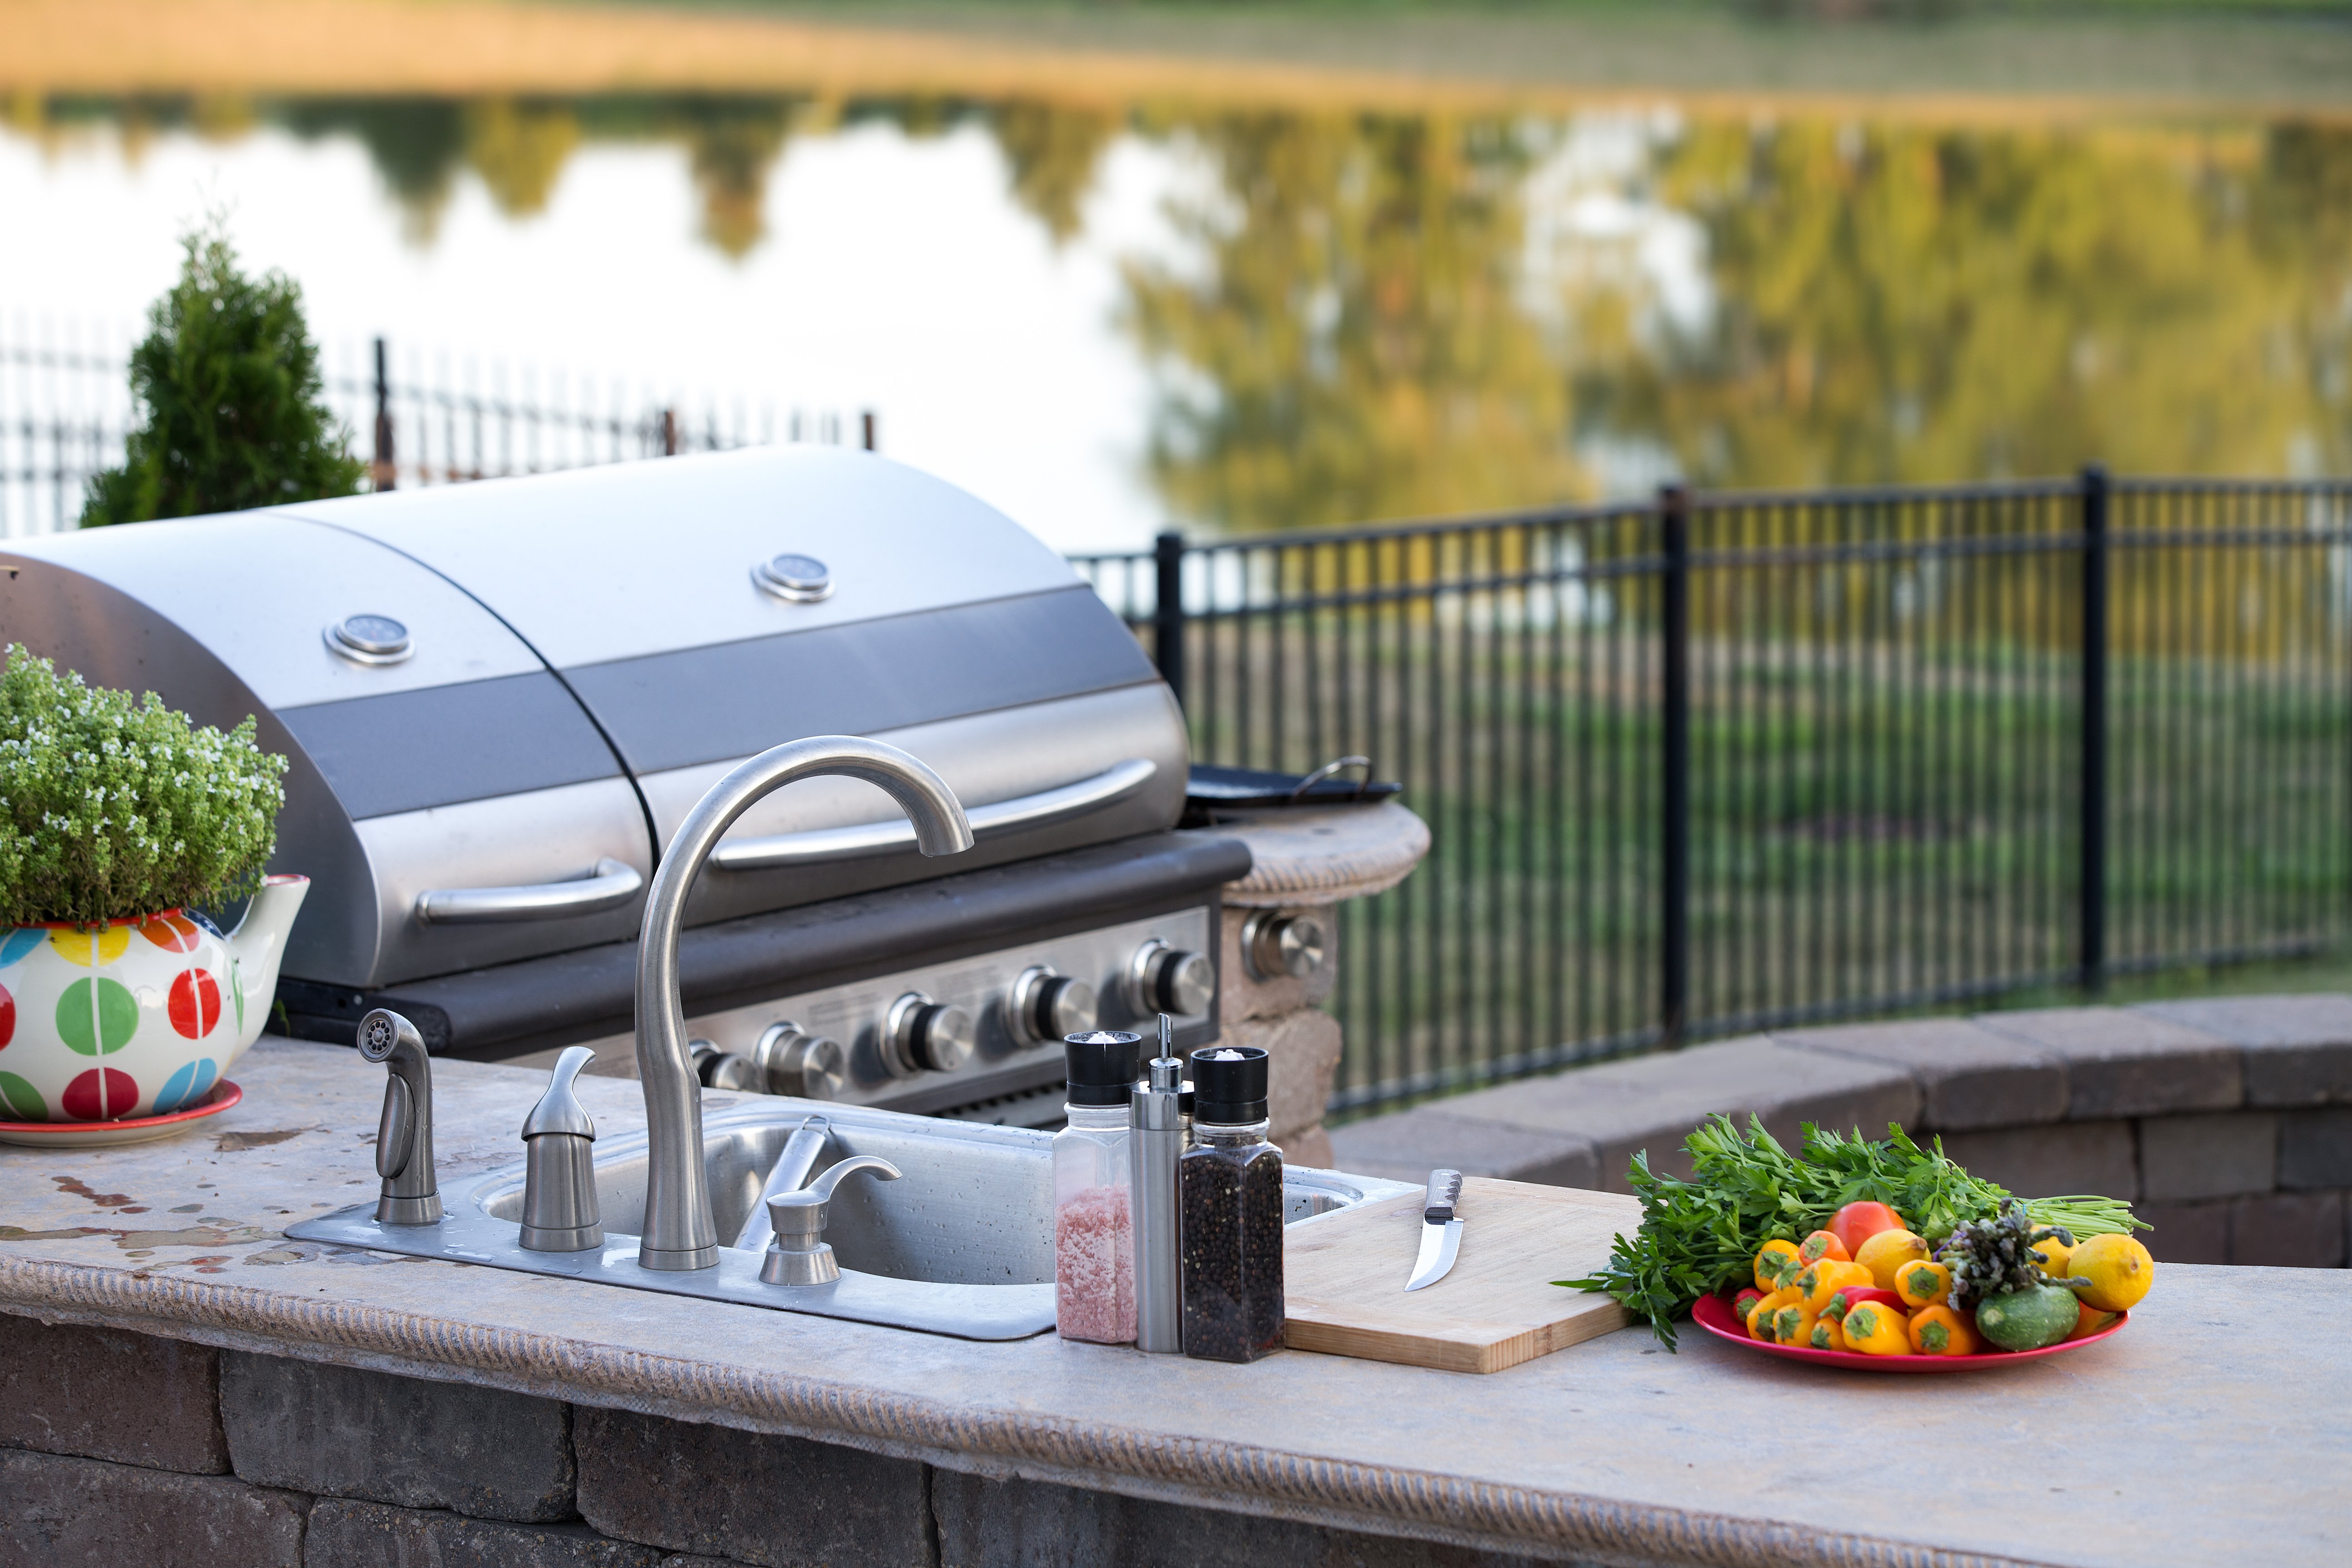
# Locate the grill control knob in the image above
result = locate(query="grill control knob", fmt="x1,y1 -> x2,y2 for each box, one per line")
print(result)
753,1022 -> 845,1100
1008,965 -> 1099,1045
883,992 -> 975,1077
1127,940 -> 1215,1018
1241,909 -> 1328,981
690,1039 -> 764,1093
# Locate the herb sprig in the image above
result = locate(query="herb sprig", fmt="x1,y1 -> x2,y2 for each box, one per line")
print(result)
1559,1114 -> 2144,1348
0,645 -> 287,926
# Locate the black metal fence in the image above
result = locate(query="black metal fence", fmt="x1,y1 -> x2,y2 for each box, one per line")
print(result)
1,326 -> 872,536
1075,471 -> 2352,1119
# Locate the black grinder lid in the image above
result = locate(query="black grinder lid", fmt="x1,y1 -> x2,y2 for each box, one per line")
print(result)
1064,1031 -> 1142,1107
1188,1044 -> 1269,1124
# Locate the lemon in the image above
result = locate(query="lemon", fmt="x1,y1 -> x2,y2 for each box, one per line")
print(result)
2068,1232 -> 2154,1312
1855,1227 -> 1931,1292
2031,1235 -> 2073,1278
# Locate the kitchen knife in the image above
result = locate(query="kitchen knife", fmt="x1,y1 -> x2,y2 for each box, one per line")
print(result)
1403,1169 -> 1464,1292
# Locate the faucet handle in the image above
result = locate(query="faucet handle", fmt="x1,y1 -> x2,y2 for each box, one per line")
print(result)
760,1156 -> 900,1287
519,1047 -> 603,1253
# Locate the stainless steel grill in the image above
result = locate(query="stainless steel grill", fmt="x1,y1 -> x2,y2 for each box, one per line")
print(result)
1,448 -> 1238,1122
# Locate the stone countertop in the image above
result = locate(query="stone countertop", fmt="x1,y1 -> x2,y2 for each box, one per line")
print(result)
2,1039 -> 2343,1568
1204,801 -> 1430,908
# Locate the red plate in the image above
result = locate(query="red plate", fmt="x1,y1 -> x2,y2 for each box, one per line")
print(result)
0,1081 -> 244,1148
1690,1290 -> 2126,1371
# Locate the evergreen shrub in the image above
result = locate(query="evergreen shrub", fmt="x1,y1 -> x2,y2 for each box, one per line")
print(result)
81,223 -> 365,526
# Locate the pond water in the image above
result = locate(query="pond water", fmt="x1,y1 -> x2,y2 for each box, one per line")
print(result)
4,92 -> 2347,552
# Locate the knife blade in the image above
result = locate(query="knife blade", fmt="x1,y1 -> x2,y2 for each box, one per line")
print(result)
1403,1168 -> 1464,1291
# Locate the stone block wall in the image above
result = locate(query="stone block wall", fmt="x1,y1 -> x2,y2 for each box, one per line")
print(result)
0,1315 -> 1592,1568
1330,994 -> 2352,1269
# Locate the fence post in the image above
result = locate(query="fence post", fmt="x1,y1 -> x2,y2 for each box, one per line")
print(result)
2079,463 -> 2110,992
370,337 -> 395,492
861,411 -> 877,452
661,409 -> 678,457
1154,530 -> 1186,712
1661,483 -> 1692,1048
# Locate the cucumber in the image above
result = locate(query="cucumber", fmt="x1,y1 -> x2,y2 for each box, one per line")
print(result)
1975,1284 -> 2079,1351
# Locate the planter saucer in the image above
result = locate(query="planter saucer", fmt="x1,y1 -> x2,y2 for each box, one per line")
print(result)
0,1081 -> 244,1148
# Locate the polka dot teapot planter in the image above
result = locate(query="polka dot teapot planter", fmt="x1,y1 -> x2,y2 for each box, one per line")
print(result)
0,876 -> 308,1122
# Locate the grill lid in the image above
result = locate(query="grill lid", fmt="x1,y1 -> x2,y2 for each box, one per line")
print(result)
2,449 -> 1188,990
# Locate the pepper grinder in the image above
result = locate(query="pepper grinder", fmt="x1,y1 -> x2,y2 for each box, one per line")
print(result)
359,1009 -> 442,1225
1130,1014 -> 1186,1354
519,1046 -> 603,1252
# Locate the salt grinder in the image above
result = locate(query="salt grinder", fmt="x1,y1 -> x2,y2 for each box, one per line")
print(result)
519,1046 -> 603,1252
358,1009 -> 442,1226
1130,1014 -> 1186,1353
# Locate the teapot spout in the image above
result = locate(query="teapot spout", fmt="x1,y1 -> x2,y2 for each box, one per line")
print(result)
226,874 -> 310,1055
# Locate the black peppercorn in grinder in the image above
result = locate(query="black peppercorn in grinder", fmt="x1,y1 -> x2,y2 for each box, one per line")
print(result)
1177,1045 -> 1284,1363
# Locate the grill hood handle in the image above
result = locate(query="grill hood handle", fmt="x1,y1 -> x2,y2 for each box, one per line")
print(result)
708,757 -> 1156,873
416,858 -> 646,926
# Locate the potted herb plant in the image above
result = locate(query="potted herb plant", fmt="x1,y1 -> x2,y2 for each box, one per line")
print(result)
0,645 -> 305,1125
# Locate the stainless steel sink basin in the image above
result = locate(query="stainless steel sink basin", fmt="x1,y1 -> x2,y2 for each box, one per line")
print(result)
288,1097 -> 1413,1339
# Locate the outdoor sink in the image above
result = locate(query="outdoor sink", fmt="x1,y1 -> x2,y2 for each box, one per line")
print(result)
288,1096 -> 1413,1340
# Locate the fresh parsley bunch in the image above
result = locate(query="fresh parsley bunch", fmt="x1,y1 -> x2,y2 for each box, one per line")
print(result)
0,645 -> 287,926
1561,1113 -> 2143,1348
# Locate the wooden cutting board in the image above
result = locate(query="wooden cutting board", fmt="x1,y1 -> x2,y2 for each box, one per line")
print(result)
1283,1178 -> 1641,1374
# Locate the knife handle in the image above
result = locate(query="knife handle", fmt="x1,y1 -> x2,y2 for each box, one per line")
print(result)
1423,1169 -> 1463,1223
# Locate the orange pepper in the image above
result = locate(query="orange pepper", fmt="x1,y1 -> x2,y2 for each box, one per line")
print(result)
2066,1300 -> 2122,1342
1841,1302 -> 1910,1355
1747,1287 -> 1798,1341
1806,1312 -> 1850,1352
1797,1229 -> 1851,1265
1797,1258 -> 1873,1312
1896,1259 -> 1952,1310
1754,1239 -> 1804,1293
1906,1304 -> 1980,1357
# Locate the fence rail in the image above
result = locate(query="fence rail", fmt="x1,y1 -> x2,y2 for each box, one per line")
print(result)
1076,470 -> 2352,1120
2,327 -> 872,536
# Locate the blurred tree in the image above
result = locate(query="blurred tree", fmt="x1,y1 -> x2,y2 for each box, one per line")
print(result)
1584,118 -> 2352,487
80,224 -> 363,526
679,98 -> 795,258
1125,112 -> 1587,533
464,100 -> 583,218
284,98 -> 466,244
992,101 -> 1116,245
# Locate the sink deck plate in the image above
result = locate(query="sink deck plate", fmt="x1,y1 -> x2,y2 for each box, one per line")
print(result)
291,1172 -> 1058,1340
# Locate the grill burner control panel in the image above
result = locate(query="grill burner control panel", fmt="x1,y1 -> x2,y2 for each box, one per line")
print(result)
603,906 -> 1219,1122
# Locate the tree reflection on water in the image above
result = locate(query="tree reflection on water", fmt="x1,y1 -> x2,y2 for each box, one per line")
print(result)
11,93 -> 2348,530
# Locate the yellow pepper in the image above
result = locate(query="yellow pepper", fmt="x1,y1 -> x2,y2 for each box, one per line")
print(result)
1896,1259 -> 1952,1310
1797,1258 -> 1873,1312
1747,1286 -> 1798,1341
1754,1239 -> 1803,1293
1840,1302 -> 1910,1356
1771,1301 -> 1820,1349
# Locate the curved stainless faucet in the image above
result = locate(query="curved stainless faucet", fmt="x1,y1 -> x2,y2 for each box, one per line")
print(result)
634,736 -> 974,1271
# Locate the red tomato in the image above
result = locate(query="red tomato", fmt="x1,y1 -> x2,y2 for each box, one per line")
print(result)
1827,1201 -> 1907,1258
